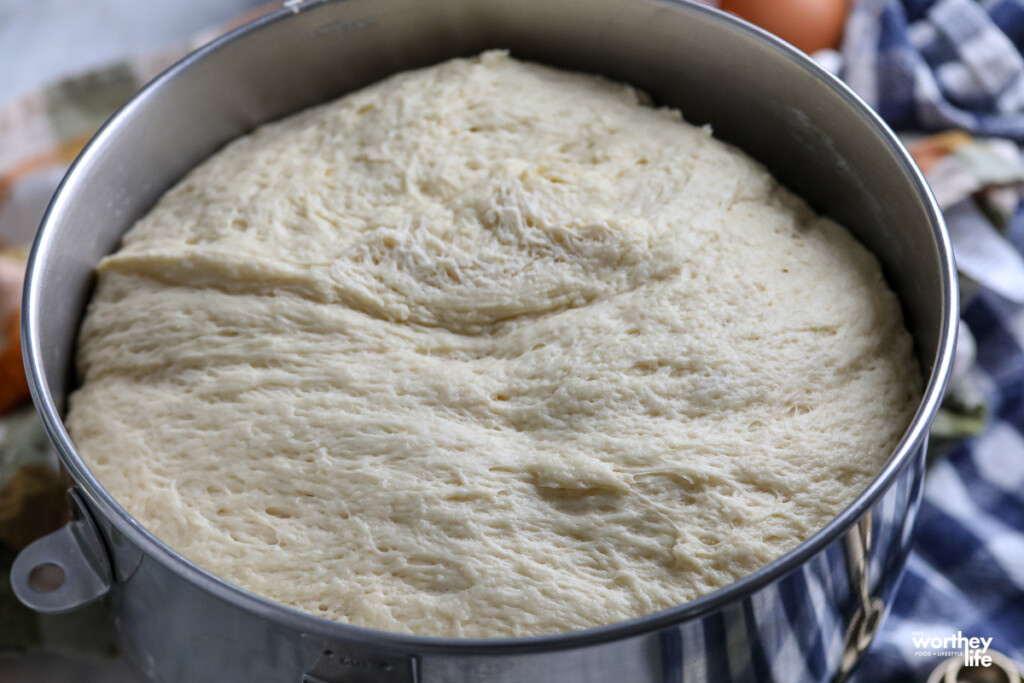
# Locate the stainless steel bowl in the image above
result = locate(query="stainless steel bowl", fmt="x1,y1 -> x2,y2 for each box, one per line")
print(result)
12,0 -> 957,681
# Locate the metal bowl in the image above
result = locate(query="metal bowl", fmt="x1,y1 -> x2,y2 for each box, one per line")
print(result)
13,0 -> 957,681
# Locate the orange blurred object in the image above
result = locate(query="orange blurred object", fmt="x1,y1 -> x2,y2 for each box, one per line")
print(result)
720,0 -> 851,53
0,310 -> 30,414
906,131 -> 973,173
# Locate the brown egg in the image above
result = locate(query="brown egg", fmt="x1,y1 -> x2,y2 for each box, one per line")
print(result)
720,0 -> 851,54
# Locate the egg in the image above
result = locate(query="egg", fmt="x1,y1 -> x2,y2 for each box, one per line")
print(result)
720,0 -> 850,54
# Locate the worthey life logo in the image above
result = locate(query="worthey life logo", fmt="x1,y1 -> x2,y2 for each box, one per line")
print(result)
911,631 -> 995,666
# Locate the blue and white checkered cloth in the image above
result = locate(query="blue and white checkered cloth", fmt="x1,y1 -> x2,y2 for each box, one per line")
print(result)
843,0 -> 1024,139
841,1 -> 1024,680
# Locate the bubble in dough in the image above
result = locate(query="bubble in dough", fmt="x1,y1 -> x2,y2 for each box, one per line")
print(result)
67,51 -> 921,637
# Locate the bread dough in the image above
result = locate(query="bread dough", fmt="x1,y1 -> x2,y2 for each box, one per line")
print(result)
67,52 -> 921,637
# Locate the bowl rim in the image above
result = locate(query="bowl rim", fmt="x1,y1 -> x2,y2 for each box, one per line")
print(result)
21,0 -> 957,656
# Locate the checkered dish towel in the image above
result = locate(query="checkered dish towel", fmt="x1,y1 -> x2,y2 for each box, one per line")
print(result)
841,0 -> 1024,680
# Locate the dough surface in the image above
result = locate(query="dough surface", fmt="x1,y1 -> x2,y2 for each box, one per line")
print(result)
67,52 -> 921,637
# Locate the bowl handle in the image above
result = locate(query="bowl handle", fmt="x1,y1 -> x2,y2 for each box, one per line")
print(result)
10,488 -> 112,613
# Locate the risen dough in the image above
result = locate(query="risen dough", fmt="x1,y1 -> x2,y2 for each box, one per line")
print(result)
67,52 -> 920,637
